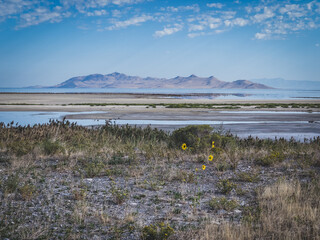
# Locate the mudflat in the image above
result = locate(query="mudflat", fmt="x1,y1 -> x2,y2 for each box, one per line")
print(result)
0,93 -> 319,139
0,92 -> 320,112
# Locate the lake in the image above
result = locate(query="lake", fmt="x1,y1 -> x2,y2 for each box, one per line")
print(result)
1,88 -> 320,100
0,111 -> 319,141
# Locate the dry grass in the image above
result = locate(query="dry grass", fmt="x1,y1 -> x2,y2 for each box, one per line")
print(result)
178,179 -> 320,240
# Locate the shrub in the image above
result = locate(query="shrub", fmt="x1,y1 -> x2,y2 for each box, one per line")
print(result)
209,197 -> 239,211
83,160 -> 105,178
72,189 -> 87,201
141,222 -> 174,240
170,125 -> 214,152
236,172 -> 260,182
3,174 -> 20,194
110,181 -> 128,204
217,179 -> 237,194
43,139 -> 64,155
7,140 -> 34,156
19,184 -> 36,200
255,151 -> 285,166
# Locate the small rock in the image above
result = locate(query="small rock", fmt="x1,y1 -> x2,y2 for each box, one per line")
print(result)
234,209 -> 242,214
129,202 -> 138,206
217,209 -> 227,215
92,235 -> 101,240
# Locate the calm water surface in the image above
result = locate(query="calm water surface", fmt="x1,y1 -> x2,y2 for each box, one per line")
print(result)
0,111 -> 319,141
1,88 -> 320,100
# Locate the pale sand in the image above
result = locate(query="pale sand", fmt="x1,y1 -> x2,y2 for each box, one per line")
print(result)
0,93 -> 319,112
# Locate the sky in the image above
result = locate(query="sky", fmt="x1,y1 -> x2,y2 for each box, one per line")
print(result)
0,0 -> 319,87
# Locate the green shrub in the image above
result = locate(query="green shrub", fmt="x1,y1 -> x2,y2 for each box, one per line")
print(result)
236,172 -> 260,182
209,197 -> 239,211
110,181 -> 128,204
19,183 -> 36,201
170,125 -> 214,152
174,170 -> 195,183
141,222 -> 174,240
7,140 -> 34,156
215,161 -> 232,172
217,179 -> 237,194
84,160 -> 105,178
3,174 -> 19,194
255,151 -> 285,166
72,189 -> 87,201
43,139 -> 64,155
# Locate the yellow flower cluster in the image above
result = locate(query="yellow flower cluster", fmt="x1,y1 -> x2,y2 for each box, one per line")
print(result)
181,141 -> 216,171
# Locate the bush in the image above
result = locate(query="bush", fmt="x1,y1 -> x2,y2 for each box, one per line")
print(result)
141,222 -> 174,240
170,125 -> 214,152
217,179 -> 237,194
209,197 -> 239,211
43,139 -> 64,155
7,140 -> 34,156
84,160 -> 105,178
19,184 -> 36,201
255,151 -> 285,166
3,174 -> 19,194
236,172 -> 260,182
110,181 -> 128,204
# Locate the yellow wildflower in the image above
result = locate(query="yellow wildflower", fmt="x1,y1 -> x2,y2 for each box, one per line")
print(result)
181,143 -> 187,150
195,168 -> 198,171
202,165 -> 206,170
208,155 -> 213,161
212,141 -> 215,148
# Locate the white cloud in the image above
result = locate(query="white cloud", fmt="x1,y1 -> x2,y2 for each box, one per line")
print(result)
189,24 -> 205,31
17,7 -> 72,28
0,0 -> 35,18
162,4 -> 200,13
253,7 -> 275,22
279,4 -> 307,19
255,32 -> 267,39
207,3 -> 224,9
107,15 -> 152,30
112,9 -> 121,17
1,0 -> 320,41
87,9 -> 107,16
154,24 -> 183,38
225,17 -> 249,27
316,43 -> 319,47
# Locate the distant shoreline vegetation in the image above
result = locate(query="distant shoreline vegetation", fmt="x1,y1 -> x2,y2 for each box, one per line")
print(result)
0,102 -> 320,109
55,103 -> 320,109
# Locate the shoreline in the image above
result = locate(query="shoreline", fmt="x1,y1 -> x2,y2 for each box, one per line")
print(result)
0,93 -> 319,140
0,93 -> 320,112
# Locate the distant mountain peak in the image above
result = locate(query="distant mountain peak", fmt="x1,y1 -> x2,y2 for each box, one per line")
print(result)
51,73 -> 273,89
188,74 -> 197,78
109,72 -> 124,76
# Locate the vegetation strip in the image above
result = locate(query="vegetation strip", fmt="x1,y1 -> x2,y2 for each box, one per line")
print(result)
69,102 -> 320,109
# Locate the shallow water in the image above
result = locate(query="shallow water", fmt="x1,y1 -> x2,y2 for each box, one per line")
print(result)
0,111 -> 319,141
1,88 -> 320,100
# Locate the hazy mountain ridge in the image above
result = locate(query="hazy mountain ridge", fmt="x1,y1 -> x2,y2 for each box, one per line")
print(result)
52,72 -> 273,89
251,78 -> 320,90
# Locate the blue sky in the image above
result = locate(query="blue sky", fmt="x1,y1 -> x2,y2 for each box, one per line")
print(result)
0,0 -> 319,87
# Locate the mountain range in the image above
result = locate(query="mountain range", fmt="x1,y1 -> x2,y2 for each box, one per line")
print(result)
51,72 -> 272,89
250,78 -> 320,90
